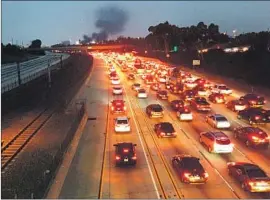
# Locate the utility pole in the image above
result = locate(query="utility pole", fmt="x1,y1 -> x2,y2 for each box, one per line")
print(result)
16,62 -> 21,86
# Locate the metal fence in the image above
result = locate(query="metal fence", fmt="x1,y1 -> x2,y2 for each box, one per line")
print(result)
1,53 -> 70,94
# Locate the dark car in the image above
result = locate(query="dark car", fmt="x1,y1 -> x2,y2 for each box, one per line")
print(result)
145,75 -> 155,85
154,122 -> 177,138
208,93 -> 226,104
182,90 -> 196,101
190,97 -> 211,112
226,100 -> 249,112
109,71 -> 118,80
157,90 -> 168,100
192,86 -> 208,97
169,83 -> 184,94
172,155 -> 208,184
128,73 -> 135,80
146,104 -> 164,118
111,100 -> 126,113
113,142 -> 137,166
237,108 -> 269,124
171,100 -> 185,111
240,94 -> 266,107
233,127 -> 269,148
227,162 -> 270,193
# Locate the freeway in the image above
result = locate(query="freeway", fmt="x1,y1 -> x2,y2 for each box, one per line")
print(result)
48,54 -> 270,199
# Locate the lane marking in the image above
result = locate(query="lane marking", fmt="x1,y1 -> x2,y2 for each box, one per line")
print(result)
120,68 -> 161,199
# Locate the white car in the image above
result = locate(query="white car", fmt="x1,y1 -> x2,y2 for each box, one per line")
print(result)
114,116 -> 131,132
109,66 -> 116,73
211,84 -> 232,95
177,108 -> 193,121
137,89 -> 148,98
185,80 -> 197,89
111,78 -> 120,85
132,83 -> 141,91
206,114 -> 231,129
158,76 -> 167,83
113,85 -> 123,95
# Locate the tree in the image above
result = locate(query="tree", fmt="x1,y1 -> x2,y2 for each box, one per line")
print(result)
29,39 -> 42,49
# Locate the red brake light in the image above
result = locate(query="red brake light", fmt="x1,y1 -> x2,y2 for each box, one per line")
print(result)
132,156 -> 137,160
248,181 -> 254,186
204,172 -> 209,178
255,116 -> 260,120
160,132 -> 165,136
116,156 -> 120,160
123,149 -> 129,153
264,100 -> 266,104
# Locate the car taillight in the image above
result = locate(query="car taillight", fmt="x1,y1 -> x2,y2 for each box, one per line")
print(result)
124,106 -> 127,110
251,100 -> 256,104
252,136 -> 259,141
227,162 -> 236,166
264,100 -> 266,104
184,173 -> 191,179
123,149 -> 129,153
160,132 -> 165,136
248,181 -> 255,186
203,172 -> 209,178
116,156 -> 120,160
255,116 -> 260,120
132,156 -> 137,160
111,106 -> 114,111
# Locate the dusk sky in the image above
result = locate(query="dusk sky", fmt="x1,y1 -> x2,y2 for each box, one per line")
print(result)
2,1 -> 270,46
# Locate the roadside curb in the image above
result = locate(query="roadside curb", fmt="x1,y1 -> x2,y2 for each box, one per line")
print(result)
45,112 -> 88,199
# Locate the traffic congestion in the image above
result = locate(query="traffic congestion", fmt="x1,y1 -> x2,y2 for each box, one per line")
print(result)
95,51 -> 270,198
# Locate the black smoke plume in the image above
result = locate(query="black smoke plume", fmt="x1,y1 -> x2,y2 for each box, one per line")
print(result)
81,5 -> 129,44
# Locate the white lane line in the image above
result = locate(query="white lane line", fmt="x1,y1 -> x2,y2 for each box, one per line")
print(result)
122,74 -> 160,199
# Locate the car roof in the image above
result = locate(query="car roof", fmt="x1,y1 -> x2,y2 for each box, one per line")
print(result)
116,116 -> 129,120
241,126 -> 264,133
234,162 -> 260,169
116,142 -> 134,149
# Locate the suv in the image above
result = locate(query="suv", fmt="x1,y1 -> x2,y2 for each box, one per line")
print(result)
172,155 -> 208,184
211,84 -> 232,95
113,142 -> 137,166
227,162 -> 270,193
154,122 -> 177,138
146,104 -> 164,118
199,131 -> 234,153
239,94 -> 266,107
190,97 -> 211,112
114,116 -> 131,132
111,100 -> 126,113
233,127 -> 269,148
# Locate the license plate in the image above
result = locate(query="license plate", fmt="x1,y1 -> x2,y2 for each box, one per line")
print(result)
124,158 -> 128,162
167,133 -> 171,136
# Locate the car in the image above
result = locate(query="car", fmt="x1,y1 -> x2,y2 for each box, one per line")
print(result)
132,83 -> 141,91
109,66 -> 116,73
165,82 -> 171,89
226,99 -> 249,112
239,93 -> 266,107
158,75 -> 167,83
237,108 -> 269,124
171,100 -> 185,111
109,71 -> 118,80
121,65 -> 128,72
176,107 -> 193,121
112,85 -> 123,95
206,114 -> 231,129
190,97 -> 211,112
113,142 -> 137,166
211,84 -> 232,95
227,162 -> 270,193
194,78 -> 207,87
151,83 -> 161,91
156,90 -> 168,100
146,104 -> 164,118
199,131 -> 234,153
111,100 -> 126,113
208,93 -> 226,104
233,127 -> 269,148
137,88 -> 148,98
184,80 -> 197,89
181,90 -> 196,101
127,73 -> 135,80
145,75 -> 155,85
114,116 -> 131,132
111,77 -> 120,85
172,155 -> 208,184
193,86 -> 209,97
154,122 -> 177,138
169,83 -> 184,94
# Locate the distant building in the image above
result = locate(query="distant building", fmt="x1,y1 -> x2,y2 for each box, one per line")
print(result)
61,40 -> 71,46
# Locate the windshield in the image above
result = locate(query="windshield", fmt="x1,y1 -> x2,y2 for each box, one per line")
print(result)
160,123 -> 174,132
216,116 -> 227,121
117,120 -> 128,124
247,169 -> 266,178
152,105 -> 163,112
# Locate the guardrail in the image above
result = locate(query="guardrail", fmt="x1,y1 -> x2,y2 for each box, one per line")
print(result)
1,53 -> 70,94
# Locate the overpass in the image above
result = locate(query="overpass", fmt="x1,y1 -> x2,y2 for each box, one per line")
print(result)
27,44 -> 137,52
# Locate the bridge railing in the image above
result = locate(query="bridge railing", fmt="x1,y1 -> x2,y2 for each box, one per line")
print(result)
1,53 -> 70,94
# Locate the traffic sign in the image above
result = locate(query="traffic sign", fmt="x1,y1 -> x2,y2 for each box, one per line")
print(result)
192,60 -> 200,66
